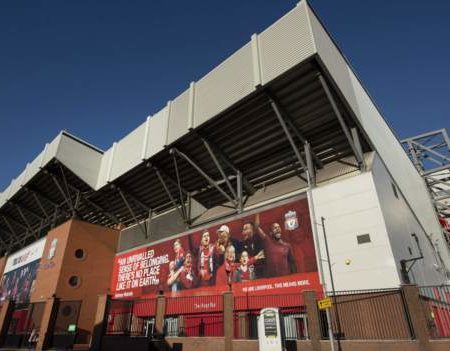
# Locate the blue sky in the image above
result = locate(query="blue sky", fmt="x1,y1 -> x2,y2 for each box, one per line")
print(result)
1,0 -> 449,190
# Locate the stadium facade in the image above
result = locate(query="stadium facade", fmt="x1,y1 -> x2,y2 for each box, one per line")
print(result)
0,1 -> 449,350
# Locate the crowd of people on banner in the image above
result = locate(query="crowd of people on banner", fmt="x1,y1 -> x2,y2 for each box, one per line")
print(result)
0,260 -> 38,303
166,213 -> 298,291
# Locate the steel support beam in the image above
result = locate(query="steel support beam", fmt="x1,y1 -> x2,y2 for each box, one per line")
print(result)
82,197 -> 120,225
24,187 -> 62,210
171,148 -> 237,206
113,185 -> 150,213
0,226 -> 16,243
48,172 -> 75,215
351,128 -> 366,171
11,201 -> 45,222
265,90 -> 323,169
196,133 -> 256,195
114,185 -> 148,238
1,214 -> 28,232
31,192 -> 50,220
318,73 -> 365,170
202,138 -> 238,200
153,166 -> 188,225
305,141 -> 316,187
237,170 -> 243,213
269,96 -> 310,182
410,140 -> 450,164
171,153 -> 188,220
14,205 -> 33,232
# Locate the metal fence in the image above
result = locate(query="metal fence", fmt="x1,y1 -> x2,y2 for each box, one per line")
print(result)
164,295 -> 224,337
233,294 -> 307,340
319,288 -> 413,340
165,313 -> 224,337
105,298 -> 157,337
419,285 -> 450,338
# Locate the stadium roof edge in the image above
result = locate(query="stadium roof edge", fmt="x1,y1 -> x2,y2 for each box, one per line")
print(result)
0,1 -> 445,262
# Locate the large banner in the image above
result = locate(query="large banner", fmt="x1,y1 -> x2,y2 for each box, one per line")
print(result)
111,197 -> 320,299
0,238 -> 46,303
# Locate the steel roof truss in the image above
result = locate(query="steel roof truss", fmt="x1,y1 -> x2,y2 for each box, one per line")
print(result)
202,138 -> 238,201
269,96 -> 309,182
114,186 -> 148,238
153,166 -> 188,226
48,171 -> 75,215
171,147 -> 237,207
305,141 -> 316,186
170,152 -> 188,220
14,204 -> 33,232
317,73 -> 365,170
82,197 -> 120,225
11,201 -> 44,223
2,214 -> 28,232
264,90 -> 323,170
197,133 -> 255,195
31,191 -> 50,220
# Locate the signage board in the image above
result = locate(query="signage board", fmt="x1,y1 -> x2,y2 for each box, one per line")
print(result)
0,238 -> 46,303
318,297 -> 332,310
110,197 -> 321,312
258,308 -> 282,351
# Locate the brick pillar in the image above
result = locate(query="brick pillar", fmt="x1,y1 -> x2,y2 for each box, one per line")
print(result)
155,294 -> 166,338
0,299 -> 13,347
401,284 -> 430,351
36,297 -> 58,351
90,294 -> 111,351
223,291 -> 234,351
303,290 -> 321,351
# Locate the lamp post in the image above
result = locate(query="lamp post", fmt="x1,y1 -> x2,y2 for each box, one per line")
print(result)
321,216 -> 343,351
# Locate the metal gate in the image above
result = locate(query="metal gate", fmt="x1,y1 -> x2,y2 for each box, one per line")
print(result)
49,300 -> 82,349
4,302 -> 45,349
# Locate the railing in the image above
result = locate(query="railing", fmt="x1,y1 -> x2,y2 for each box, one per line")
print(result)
105,298 -> 157,337
164,295 -> 224,337
419,285 -> 450,338
233,293 -> 307,340
319,288 -> 413,340
165,313 -> 224,337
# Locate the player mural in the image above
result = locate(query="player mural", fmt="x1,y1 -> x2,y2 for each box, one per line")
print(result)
111,197 -> 320,299
0,238 -> 46,303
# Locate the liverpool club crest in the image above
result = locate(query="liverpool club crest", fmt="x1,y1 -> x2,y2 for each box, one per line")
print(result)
284,210 -> 299,231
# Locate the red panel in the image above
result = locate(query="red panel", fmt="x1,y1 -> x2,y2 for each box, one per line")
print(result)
134,299 -> 156,317
166,295 -> 223,315
234,293 -> 304,311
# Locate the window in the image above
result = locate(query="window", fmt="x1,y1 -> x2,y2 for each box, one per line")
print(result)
74,249 -> 86,260
68,276 -> 81,288
357,234 -> 371,244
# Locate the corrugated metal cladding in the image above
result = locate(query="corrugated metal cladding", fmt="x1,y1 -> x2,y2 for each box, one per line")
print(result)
234,293 -> 304,311
165,295 -> 223,315
133,299 -> 157,317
